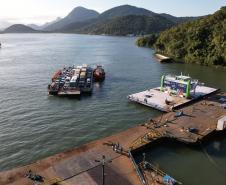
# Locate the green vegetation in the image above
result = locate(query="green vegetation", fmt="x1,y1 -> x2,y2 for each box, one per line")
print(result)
136,34 -> 158,47
76,15 -> 174,36
44,5 -> 196,35
137,7 -> 226,66
4,5 -> 198,36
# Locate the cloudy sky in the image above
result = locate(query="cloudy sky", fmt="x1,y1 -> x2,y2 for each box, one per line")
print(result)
0,0 -> 225,25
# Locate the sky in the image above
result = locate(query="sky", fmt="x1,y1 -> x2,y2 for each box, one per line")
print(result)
0,0 -> 225,25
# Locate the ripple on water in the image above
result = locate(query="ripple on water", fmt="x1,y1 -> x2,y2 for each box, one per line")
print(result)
0,34 -> 226,185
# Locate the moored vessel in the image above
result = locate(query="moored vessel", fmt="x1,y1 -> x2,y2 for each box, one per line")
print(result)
155,53 -> 172,63
128,73 -> 218,112
48,64 -> 94,97
93,65 -> 105,81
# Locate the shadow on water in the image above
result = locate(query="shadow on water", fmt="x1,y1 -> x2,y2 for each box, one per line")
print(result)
48,94 -> 81,100
0,34 -> 226,175
133,130 -> 226,185
126,101 -> 163,114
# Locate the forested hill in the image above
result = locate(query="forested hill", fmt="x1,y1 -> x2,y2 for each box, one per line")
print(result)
3,24 -> 40,33
137,7 -> 226,66
2,5 -> 199,36
60,5 -> 197,35
66,15 -> 175,36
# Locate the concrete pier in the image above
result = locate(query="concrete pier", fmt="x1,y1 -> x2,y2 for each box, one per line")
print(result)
0,92 -> 226,185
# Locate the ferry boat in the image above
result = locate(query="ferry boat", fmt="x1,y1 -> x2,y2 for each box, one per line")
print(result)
93,65 -> 105,81
48,64 -> 94,96
127,73 -> 218,112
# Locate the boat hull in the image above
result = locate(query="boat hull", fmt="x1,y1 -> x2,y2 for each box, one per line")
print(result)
94,74 -> 105,82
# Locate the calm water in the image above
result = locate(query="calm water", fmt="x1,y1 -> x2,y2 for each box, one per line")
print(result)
0,34 -> 226,184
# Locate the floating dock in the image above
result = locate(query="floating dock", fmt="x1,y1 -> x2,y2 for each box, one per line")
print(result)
128,86 -> 218,112
0,92 -> 226,185
128,74 -> 218,112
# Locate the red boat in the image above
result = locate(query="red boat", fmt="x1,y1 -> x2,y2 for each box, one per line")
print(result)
93,65 -> 105,81
51,70 -> 62,82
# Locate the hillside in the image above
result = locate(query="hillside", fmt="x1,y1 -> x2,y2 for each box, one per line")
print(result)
44,7 -> 99,31
28,18 -> 62,30
98,4 -> 156,20
3,24 -> 40,33
160,13 -> 198,24
45,5 -> 198,35
137,7 -> 226,66
2,5 -> 200,36
155,6 -> 226,66
69,15 -> 175,36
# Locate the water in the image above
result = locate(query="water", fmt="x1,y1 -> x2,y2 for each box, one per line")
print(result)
0,34 -> 226,184
134,134 -> 226,185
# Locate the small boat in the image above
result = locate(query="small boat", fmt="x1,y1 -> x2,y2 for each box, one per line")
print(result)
93,65 -> 105,81
155,53 -> 172,63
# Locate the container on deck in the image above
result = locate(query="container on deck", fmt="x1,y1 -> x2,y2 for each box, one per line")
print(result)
48,64 -> 101,96
80,72 -> 86,77
81,68 -> 87,72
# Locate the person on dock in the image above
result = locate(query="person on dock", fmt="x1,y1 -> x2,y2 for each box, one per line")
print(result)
26,170 -> 44,185
111,142 -> 125,155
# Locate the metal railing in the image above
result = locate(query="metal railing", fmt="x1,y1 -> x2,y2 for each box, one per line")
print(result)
128,150 -> 148,185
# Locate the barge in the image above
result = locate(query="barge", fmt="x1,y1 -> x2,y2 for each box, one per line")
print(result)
48,64 -> 94,96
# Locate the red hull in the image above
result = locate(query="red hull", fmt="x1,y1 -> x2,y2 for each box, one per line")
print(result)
93,66 -> 105,81
52,70 -> 62,82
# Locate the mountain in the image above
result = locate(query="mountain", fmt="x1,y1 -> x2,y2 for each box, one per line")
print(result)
56,5 -> 198,35
137,7 -> 226,66
28,18 -> 62,30
27,24 -> 42,30
98,4 -> 156,20
160,13 -> 198,24
3,24 -> 40,33
3,5 -> 199,36
44,7 -> 99,31
65,15 -> 175,36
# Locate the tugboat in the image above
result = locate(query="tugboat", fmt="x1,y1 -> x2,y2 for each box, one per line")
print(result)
93,65 -> 105,81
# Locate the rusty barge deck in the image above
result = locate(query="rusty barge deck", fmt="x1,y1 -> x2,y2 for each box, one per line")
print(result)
0,92 -> 226,185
